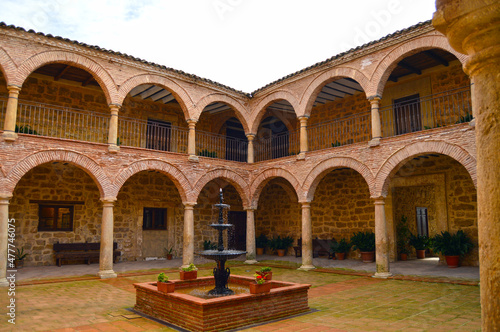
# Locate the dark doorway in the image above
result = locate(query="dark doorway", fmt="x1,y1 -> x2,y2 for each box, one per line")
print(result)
262,116 -> 289,159
394,94 -> 422,135
225,118 -> 247,162
146,118 -> 171,151
228,211 -> 246,251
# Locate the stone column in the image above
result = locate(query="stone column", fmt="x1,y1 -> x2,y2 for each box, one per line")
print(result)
299,202 -> 315,270
2,85 -> 21,142
373,196 -> 391,278
107,104 -> 120,153
98,198 -> 117,279
244,208 -> 257,264
368,96 -> 382,147
187,119 -> 199,162
182,202 -> 196,268
0,195 -> 12,287
433,1 -> 500,329
297,115 -> 309,160
246,134 -> 255,164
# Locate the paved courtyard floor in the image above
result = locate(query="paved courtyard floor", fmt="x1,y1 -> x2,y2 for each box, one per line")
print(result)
0,257 -> 481,332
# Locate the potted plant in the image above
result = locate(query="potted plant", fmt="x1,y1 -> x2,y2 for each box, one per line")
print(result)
396,215 -> 411,261
431,230 -> 474,268
409,234 -> 429,259
249,273 -> 271,294
270,235 -> 294,256
331,238 -> 350,260
255,266 -> 272,280
255,234 -> 268,255
350,231 -> 375,262
164,247 -> 174,260
180,263 -> 198,280
203,240 -> 217,250
15,248 -> 28,268
156,272 -> 175,293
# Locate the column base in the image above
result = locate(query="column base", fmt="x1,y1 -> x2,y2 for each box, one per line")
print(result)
373,272 -> 392,279
244,259 -> 258,265
108,144 -> 120,154
97,270 -> 117,279
298,264 -> 315,271
469,118 -> 476,127
368,137 -> 381,147
2,131 -> 17,142
0,278 -> 9,287
297,152 -> 306,160
188,155 -> 199,162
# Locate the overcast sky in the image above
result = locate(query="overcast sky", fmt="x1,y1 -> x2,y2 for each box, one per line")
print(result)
2,0 -> 436,93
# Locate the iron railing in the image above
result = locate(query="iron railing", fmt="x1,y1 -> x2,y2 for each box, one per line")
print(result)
379,86 -> 472,138
118,117 -> 189,153
196,130 -> 248,162
254,129 -> 300,162
308,111 -> 371,151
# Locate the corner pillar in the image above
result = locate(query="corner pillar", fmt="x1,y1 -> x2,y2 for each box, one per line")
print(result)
373,196 -> 391,278
246,134 -> 255,164
108,104 -> 120,153
0,194 -> 12,287
2,85 -> 21,142
368,96 -> 382,147
98,198 -> 117,279
299,202 -> 315,270
182,202 -> 196,268
297,116 -> 309,160
244,208 -> 257,264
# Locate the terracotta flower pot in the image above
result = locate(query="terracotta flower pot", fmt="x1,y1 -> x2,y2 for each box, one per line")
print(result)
180,270 -> 197,280
445,255 -> 460,268
157,281 -> 175,294
335,252 -> 346,260
277,249 -> 286,257
416,249 -> 426,259
360,251 -> 375,263
249,282 -> 271,294
256,271 -> 272,280
256,248 -> 264,255
166,254 -> 173,260
400,253 -> 408,261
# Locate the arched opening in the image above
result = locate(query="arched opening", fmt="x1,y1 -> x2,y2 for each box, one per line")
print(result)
379,49 -> 471,137
254,100 -> 298,161
120,84 -> 188,153
16,63 -> 110,143
197,103 -> 248,161
307,77 -> 370,150
9,162 -> 102,267
386,154 -> 478,265
116,170 -> 184,260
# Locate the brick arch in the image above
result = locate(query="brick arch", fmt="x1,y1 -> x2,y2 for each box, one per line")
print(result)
112,159 -> 190,202
117,74 -> 193,120
375,141 -> 477,197
300,67 -> 370,117
370,34 -> 469,97
191,169 -> 250,207
250,90 -> 300,134
4,149 -> 112,198
303,157 -> 375,201
250,168 -> 302,207
15,50 -> 117,104
193,93 -> 250,133
0,47 -> 16,84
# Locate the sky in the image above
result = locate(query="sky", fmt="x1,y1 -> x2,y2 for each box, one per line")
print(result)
2,0 -> 437,93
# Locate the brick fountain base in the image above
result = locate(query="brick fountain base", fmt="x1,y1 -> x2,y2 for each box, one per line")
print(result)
134,275 -> 311,331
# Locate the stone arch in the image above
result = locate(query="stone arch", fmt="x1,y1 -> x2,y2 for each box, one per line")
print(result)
300,67 -> 370,117
191,169 -> 250,207
250,168 -> 302,207
117,74 -> 193,120
0,47 -> 17,84
303,157 -> 375,201
112,159 -> 190,202
250,90 -> 300,134
4,149 -> 112,198
375,140 -> 477,197
370,34 -> 469,97
193,93 -> 250,133
14,50 -> 117,104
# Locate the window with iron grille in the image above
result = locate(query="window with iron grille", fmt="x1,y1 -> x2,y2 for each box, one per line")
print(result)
143,207 -> 167,230
416,207 -> 429,237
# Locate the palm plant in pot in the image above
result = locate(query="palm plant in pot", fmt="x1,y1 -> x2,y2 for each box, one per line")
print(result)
255,234 -> 268,255
396,215 -> 411,261
350,231 -> 375,262
431,230 -> 473,268
15,248 -> 28,268
409,234 -> 430,259
331,238 -> 350,260
270,235 -> 294,256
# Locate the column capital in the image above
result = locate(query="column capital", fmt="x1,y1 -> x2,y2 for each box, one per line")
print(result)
371,195 -> 386,204
243,206 -> 257,211
246,133 -> 256,140
0,193 -> 13,201
7,85 -> 22,94
183,202 -> 197,209
299,201 -> 311,208
187,119 -> 197,126
367,95 -> 381,102
101,197 -> 117,205
298,115 -> 309,124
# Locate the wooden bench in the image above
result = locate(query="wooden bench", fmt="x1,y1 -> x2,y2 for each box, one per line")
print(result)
53,242 -> 121,267
293,238 -> 336,259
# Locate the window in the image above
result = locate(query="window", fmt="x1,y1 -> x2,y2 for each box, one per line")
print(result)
38,205 -> 74,231
416,207 -> 429,237
143,208 -> 167,230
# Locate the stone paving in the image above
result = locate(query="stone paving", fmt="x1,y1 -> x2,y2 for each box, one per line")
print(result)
0,260 -> 481,332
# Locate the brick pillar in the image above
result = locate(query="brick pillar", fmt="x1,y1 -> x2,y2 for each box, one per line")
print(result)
246,134 -> 255,164
244,208 -> 257,264
373,196 -> 392,278
182,202 -> 196,268
434,1 -> 500,329
108,104 -> 120,153
2,85 -> 21,142
0,194 -> 12,287
299,202 -> 315,270
98,198 -> 117,279
368,96 -> 382,147
297,116 -> 309,160
187,119 -> 199,162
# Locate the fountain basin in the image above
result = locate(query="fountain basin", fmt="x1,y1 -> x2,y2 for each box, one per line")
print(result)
134,275 -> 311,331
